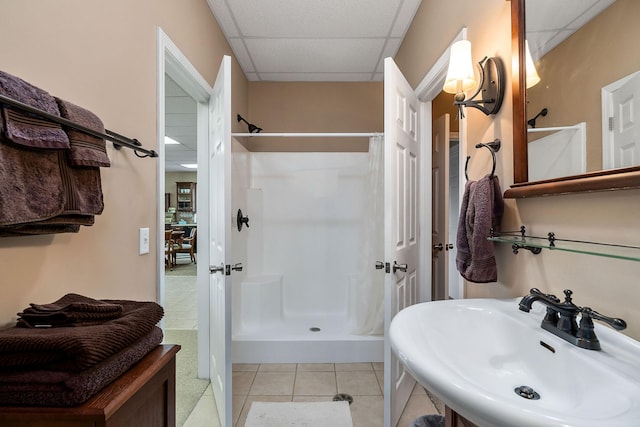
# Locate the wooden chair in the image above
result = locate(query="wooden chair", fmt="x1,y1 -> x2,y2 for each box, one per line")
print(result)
164,229 -> 181,269
172,228 -> 196,265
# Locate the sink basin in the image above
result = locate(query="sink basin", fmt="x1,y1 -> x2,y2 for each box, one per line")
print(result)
389,298 -> 640,427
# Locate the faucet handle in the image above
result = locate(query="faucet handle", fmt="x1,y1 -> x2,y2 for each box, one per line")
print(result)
582,307 -> 627,331
563,289 -> 574,303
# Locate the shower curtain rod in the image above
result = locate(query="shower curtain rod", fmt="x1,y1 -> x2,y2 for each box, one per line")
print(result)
232,132 -> 383,138
0,93 -> 158,158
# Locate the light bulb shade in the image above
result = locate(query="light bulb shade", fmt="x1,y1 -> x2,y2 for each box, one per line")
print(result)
443,40 -> 476,94
525,40 -> 541,89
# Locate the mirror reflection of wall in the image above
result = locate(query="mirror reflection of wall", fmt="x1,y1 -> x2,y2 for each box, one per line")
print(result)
525,0 -> 640,179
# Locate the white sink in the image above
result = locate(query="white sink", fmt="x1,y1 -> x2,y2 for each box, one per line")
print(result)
389,298 -> 640,427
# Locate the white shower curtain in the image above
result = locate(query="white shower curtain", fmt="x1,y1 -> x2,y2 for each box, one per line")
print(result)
351,135 -> 384,335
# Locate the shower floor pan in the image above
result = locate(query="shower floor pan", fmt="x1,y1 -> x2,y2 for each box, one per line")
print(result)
232,314 -> 383,364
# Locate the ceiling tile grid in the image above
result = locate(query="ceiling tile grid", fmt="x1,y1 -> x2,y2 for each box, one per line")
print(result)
207,0 -> 421,81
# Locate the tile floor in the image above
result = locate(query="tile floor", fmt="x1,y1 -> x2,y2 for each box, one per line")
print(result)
166,271 -> 444,426
183,362 -> 443,427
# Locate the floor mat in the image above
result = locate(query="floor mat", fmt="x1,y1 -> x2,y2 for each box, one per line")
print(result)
245,401 -> 353,427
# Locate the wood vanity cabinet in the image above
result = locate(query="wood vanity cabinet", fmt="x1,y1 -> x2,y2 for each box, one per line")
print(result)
176,182 -> 196,212
446,406 -> 479,427
0,344 -> 180,427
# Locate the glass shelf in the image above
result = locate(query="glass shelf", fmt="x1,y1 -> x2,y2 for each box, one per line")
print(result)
489,232 -> 640,262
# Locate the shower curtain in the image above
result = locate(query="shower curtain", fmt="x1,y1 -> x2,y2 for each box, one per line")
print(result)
351,135 -> 384,335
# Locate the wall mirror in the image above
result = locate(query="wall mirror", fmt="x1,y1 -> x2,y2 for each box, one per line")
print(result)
506,0 -> 640,198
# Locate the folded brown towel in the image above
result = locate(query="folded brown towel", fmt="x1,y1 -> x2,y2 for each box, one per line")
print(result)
0,70 -> 69,150
0,296 -> 164,372
55,97 -> 110,168
0,327 -> 163,407
17,293 -> 123,328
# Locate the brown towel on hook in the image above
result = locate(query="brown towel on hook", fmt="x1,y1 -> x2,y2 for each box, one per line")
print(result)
456,174 -> 504,283
55,97 -> 110,168
0,70 -> 69,150
0,141 -> 66,226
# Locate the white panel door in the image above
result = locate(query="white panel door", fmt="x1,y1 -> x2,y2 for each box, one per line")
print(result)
431,114 -> 450,301
209,55 -> 232,427
383,57 -> 420,427
610,72 -> 640,168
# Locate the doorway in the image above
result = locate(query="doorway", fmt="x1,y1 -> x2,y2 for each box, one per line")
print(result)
157,28 -> 216,427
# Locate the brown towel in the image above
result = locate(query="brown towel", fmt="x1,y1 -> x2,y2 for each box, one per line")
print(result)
0,70 -> 69,150
0,141 -> 65,226
456,175 -> 504,283
0,296 -> 164,372
0,327 -> 163,407
17,293 -> 123,328
55,97 -> 110,168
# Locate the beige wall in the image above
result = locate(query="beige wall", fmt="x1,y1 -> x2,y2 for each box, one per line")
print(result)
527,0 -> 640,172
397,0 -> 640,340
0,0 -> 247,327
245,82 -> 383,151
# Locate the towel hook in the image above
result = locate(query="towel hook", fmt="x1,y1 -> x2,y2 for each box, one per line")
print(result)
464,139 -> 501,180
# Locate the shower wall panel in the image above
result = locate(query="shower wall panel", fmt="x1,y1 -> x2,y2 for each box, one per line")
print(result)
248,152 -> 369,317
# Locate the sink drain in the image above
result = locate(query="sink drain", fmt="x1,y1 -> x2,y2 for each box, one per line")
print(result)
333,393 -> 353,405
309,327 -> 321,332
514,385 -> 540,400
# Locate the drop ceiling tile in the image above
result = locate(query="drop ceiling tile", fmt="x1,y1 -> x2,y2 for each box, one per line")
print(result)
570,0 -> 616,30
257,72 -> 376,82
227,0 -> 401,38
526,0 -> 598,32
375,38 -> 403,73
390,0 -> 421,37
246,38 -> 385,74
207,0 -> 240,37
228,38 -> 255,73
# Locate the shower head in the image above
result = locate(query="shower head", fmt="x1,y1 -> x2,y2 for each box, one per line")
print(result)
237,114 -> 263,133
527,107 -> 548,128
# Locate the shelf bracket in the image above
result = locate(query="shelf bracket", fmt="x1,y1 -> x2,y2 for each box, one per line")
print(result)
512,243 -> 542,255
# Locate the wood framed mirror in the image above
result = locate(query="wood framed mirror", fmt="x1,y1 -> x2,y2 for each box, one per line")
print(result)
505,0 -> 640,198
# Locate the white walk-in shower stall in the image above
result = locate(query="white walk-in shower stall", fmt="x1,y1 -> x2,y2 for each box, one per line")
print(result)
231,135 -> 385,363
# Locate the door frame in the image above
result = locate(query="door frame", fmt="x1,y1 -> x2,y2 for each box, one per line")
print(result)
415,27 -> 468,301
157,28 -> 213,378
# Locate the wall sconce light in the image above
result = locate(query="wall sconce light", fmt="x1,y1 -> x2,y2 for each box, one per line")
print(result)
443,40 -> 505,118
525,40 -> 541,89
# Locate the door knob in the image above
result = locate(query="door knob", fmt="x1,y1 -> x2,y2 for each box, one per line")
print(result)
433,243 -> 444,251
375,261 -> 385,270
231,263 -> 243,272
209,264 -> 224,274
393,261 -> 408,273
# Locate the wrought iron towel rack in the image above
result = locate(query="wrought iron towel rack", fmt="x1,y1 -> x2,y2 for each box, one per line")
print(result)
465,138 -> 501,180
0,93 -> 158,158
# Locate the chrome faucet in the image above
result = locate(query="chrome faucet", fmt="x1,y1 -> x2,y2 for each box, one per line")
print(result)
519,288 -> 627,351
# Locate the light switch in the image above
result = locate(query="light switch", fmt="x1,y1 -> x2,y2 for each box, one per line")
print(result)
139,227 -> 150,255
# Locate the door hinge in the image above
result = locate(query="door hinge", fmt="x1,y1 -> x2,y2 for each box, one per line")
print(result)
609,117 -> 614,131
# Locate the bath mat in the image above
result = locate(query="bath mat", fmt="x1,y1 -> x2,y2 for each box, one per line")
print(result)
245,401 -> 353,427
